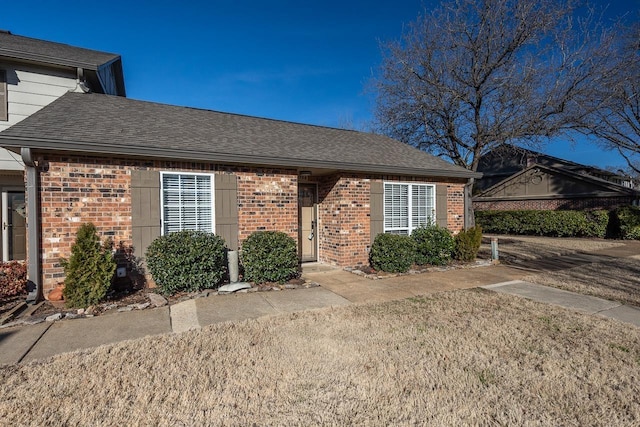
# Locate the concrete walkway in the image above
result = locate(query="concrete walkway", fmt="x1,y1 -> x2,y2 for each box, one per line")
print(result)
0,287 -> 350,365
1,241 -> 638,365
483,280 -> 640,327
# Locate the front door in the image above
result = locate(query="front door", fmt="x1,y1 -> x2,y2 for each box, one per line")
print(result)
2,191 -> 26,261
298,183 -> 317,262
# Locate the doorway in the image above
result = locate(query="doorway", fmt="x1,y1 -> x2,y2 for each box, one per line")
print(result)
298,183 -> 318,262
2,190 -> 26,261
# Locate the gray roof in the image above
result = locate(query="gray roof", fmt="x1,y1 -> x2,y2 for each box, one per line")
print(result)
0,92 -> 479,178
0,31 -> 120,69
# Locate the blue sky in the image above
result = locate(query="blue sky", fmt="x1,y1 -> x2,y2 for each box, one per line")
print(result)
3,0 -> 639,170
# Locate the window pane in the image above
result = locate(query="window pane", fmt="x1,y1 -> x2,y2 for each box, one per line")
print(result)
384,183 -> 409,233
383,182 -> 435,235
162,174 -> 213,234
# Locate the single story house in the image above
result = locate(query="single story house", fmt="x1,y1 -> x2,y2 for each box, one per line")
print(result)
474,164 -> 639,211
474,147 -> 639,211
0,91 -> 479,301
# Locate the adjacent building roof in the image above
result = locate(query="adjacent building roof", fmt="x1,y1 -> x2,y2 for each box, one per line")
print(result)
475,164 -> 639,201
476,146 -> 633,191
0,30 -> 119,69
0,30 -> 126,96
0,92 -> 479,179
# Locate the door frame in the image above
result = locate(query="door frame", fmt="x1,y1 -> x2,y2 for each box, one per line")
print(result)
298,182 -> 319,262
2,187 -> 26,262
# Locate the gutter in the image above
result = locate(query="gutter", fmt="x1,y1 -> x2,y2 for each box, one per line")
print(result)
21,147 -> 42,303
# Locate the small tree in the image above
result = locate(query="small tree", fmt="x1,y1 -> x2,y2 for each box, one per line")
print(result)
61,223 -> 116,308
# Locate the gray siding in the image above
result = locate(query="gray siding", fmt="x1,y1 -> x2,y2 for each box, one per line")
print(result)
131,170 -> 161,261
436,184 -> 448,228
214,174 -> 239,250
370,181 -> 384,243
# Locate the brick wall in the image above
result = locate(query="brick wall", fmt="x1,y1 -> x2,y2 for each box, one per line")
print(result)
316,174 -> 466,267
37,155 -> 297,291
34,153 -> 468,290
473,196 -> 636,211
445,183 -> 465,233
317,175 -> 371,267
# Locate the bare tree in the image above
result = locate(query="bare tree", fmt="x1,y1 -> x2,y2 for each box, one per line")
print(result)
373,0 -> 617,172
577,22 -> 640,173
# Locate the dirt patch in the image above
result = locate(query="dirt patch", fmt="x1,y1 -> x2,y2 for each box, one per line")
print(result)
0,289 -> 638,425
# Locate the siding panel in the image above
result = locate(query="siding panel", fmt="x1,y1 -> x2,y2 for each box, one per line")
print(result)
131,170 -> 161,260
436,184 -> 448,228
214,174 -> 239,250
370,181 -> 384,243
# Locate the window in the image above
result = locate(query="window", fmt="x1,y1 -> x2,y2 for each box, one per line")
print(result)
161,173 -> 214,234
0,70 -> 7,121
383,182 -> 435,235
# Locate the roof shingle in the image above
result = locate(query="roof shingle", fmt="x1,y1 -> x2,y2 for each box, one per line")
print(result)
0,31 -> 120,69
0,92 -> 478,178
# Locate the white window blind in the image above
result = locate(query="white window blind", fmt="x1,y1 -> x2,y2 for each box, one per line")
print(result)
384,182 -> 435,235
161,173 -> 214,234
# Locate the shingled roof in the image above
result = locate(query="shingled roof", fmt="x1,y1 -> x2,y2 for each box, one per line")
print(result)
0,92 -> 479,178
0,30 -> 119,69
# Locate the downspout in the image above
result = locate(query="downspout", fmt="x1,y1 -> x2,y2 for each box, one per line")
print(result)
21,148 -> 42,303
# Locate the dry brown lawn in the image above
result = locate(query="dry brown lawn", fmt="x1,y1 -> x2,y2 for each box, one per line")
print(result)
479,235 -> 624,262
1,289 -> 639,426
525,258 -> 640,307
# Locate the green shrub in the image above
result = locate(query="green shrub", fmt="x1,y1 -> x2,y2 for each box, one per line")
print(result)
241,231 -> 298,284
615,206 -> 640,240
0,261 -> 27,299
145,231 -> 227,295
411,224 -> 455,266
475,210 -> 609,238
454,226 -> 483,262
369,233 -> 417,273
61,223 -> 116,308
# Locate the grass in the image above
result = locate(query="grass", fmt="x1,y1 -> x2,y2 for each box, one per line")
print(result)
525,258 -> 640,307
1,289 -> 639,425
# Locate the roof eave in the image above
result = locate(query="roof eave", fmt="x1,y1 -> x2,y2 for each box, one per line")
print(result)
0,49 -> 115,71
0,136 -> 481,179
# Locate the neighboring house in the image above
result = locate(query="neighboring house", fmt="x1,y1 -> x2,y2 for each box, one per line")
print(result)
0,30 -> 125,266
474,164 -> 639,211
0,34 -> 479,302
475,147 -> 634,193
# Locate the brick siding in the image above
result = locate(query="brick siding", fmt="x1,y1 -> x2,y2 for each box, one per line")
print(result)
473,197 -> 636,211
34,153 -> 468,291
37,155 -> 297,291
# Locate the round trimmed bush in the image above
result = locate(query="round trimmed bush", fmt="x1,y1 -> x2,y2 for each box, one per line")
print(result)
145,231 -> 227,295
241,231 -> 299,284
411,225 -> 455,266
369,233 -> 416,273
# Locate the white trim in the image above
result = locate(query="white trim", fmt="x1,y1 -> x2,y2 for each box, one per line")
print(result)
383,181 -> 436,235
160,171 -> 216,235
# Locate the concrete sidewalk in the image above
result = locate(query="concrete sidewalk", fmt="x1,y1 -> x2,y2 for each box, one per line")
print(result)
483,280 -> 640,327
1,243 -> 639,365
0,287 -> 350,365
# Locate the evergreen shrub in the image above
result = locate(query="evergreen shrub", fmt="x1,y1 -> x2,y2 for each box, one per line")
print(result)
475,210 -> 608,238
411,224 -> 455,266
240,231 -> 298,284
615,206 -> 640,240
61,223 -> 116,308
145,231 -> 227,295
369,233 -> 416,273
454,226 -> 483,262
